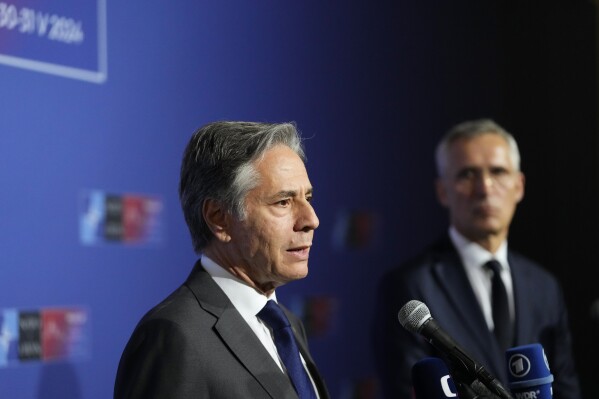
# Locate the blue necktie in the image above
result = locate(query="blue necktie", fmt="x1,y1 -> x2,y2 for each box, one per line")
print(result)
258,300 -> 317,399
485,259 -> 513,351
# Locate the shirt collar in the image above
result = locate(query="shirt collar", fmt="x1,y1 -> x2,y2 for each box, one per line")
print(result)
201,254 -> 277,318
448,226 -> 509,271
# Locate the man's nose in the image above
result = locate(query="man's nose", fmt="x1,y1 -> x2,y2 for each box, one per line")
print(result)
472,172 -> 494,195
296,201 -> 319,232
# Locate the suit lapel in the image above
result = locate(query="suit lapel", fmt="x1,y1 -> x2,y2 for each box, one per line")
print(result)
283,307 -> 330,399
185,261 -> 299,399
214,308 -> 298,398
430,238 -> 503,368
508,252 -> 532,345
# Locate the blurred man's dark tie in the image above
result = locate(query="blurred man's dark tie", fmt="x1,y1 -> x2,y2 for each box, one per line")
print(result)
485,259 -> 513,351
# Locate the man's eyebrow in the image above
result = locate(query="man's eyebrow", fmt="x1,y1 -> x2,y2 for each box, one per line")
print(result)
272,188 -> 313,198
270,190 -> 297,200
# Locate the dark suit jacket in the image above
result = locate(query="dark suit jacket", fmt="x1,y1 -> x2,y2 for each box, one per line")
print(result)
115,260 -> 329,399
372,235 -> 580,399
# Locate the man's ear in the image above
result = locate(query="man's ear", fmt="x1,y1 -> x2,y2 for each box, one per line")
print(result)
515,171 -> 525,203
202,199 -> 231,242
435,178 -> 449,207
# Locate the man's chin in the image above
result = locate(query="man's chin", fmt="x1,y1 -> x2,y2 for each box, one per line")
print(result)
459,221 -> 504,239
471,224 -> 505,239
284,263 -> 310,281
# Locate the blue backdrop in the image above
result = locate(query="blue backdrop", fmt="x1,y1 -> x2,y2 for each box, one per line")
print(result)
1,1 -> 595,398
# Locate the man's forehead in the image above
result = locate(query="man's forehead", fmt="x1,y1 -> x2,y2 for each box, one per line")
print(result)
447,136 -> 514,167
250,151 -> 312,197
449,132 -> 508,147
450,134 -> 508,153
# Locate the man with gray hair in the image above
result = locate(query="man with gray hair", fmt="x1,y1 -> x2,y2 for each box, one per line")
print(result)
115,121 -> 329,399
373,119 -> 580,399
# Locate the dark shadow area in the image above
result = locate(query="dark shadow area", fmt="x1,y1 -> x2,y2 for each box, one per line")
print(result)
497,1 -> 599,397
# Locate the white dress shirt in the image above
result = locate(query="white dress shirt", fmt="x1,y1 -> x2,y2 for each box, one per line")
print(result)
201,254 -> 320,398
448,227 -> 515,331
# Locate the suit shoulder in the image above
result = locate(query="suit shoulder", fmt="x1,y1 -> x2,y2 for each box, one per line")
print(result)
509,250 -> 555,276
508,249 -> 563,290
121,284 -> 217,360
136,284 -> 209,327
381,236 -> 454,280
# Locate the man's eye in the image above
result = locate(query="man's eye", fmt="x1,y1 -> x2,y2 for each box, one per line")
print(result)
490,167 -> 509,176
306,195 -> 313,203
277,199 -> 291,206
457,169 -> 476,180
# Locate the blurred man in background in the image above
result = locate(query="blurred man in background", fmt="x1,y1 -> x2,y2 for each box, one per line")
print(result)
373,119 -> 580,399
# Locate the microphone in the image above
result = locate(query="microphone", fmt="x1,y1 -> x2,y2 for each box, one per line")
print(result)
398,300 -> 513,399
412,357 -> 458,398
506,344 -> 554,399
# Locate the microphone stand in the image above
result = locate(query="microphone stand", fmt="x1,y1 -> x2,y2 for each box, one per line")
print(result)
455,381 -> 487,399
448,361 -> 509,399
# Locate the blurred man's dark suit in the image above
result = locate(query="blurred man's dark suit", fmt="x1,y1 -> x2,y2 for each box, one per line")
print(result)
373,235 -> 580,399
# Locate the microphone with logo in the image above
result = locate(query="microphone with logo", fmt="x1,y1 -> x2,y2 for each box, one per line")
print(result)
412,357 -> 458,398
398,300 -> 514,399
506,344 -> 554,399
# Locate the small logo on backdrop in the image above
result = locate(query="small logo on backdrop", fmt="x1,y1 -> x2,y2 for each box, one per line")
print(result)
0,309 -> 20,366
41,308 -> 90,361
332,209 -> 381,250
19,311 -> 41,361
79,190 -> 164,246
0,307 -> 90,367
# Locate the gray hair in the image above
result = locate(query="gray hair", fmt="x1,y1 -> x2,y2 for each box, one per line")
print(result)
179,121 -> 305,253
435,118 -> 521,177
